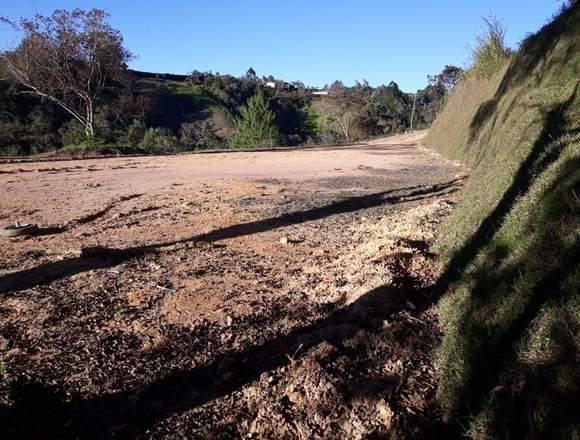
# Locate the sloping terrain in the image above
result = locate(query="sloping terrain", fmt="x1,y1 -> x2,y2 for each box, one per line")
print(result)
424,3 -> 579,438
0,133 -> 467,439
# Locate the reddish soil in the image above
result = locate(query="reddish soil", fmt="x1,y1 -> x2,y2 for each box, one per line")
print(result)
0,132 -> 467,439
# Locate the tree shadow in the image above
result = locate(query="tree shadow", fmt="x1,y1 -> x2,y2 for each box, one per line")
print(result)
433,9 -> 579,428
0,178 -> 462,295
457,237 -> 580,414
436,82 -> 578,293
1,269 -> 440,439
457,229 -> 580,437
32,226 -> 67,237
438,88 -> 580,435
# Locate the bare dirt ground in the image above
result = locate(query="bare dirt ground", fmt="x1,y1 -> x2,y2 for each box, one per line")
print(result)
0,132 -> 467,439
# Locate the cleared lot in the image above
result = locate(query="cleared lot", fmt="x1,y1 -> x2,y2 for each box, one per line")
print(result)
0,132 -> 467,439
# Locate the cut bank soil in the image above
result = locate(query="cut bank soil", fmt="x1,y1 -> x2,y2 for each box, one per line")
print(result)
0,132 -> 467,439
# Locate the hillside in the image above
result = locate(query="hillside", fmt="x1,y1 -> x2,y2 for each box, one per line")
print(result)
0,65 -> 446,156
424,2 -> 579,438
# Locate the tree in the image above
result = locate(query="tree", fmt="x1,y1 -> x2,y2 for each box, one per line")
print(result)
427,65 -> 464,93
327,80 -> 346,93
269,93 -> 317,146
229,90 -> 279,149
245,67 -> 257,79
0,9 -> 132,138
335,113 -> 353,141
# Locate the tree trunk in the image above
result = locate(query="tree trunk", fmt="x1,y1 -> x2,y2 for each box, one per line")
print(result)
85,122 -> 94,137
336,116 -> 351,142
85,100 -> 95,137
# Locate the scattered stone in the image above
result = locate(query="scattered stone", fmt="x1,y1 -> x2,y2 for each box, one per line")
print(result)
377,399 -> 395,429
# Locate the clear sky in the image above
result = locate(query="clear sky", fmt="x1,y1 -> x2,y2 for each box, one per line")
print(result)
0,1 -> 564,92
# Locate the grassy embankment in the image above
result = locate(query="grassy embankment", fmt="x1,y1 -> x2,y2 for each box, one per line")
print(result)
424,3 -> 579,438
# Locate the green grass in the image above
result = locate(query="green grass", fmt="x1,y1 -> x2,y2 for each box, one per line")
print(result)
424,3 -> 580,438
469,15 -> 513,79
0,361 -> 10,399
164,84 -> 224,108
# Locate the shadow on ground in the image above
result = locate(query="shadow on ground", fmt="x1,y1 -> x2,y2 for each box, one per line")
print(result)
0,177 -> 463,439
0,178 -> 462,296
2,245 -> 447,439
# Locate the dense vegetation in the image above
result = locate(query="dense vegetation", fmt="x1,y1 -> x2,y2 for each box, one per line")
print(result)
229,90 -> 279,149
425,3 -> 579,438
0,69 -> 450,156
0,9 -> 451,156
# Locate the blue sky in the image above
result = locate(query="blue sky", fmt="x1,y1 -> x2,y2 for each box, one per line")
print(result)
0,1 -> 564,92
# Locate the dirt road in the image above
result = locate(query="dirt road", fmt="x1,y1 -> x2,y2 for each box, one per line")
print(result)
0,132 -> 466,439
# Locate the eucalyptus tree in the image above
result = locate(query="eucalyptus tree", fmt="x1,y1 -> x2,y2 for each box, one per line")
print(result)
1,9 -> 132,138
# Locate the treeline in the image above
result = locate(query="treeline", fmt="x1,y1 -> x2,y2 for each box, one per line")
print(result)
0,69 -> 454,156
0,9 -> 458,156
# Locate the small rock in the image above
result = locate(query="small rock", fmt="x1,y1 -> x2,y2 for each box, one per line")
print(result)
279,236 -> 289,245
377,399 -> 394,429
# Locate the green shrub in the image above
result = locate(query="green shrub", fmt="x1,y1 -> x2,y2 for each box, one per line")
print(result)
58,119 -> 105,148
27,110 -> 58,154
0,361 -> 9,399
140,127 -> 180,154
58,119 -> 87,147
0,117 -> 25,155
229,90 -> 279,149
123,119 -> 146,146
81,135 -> 106,148
179,121 -> 220,150
0,144 -> 24,157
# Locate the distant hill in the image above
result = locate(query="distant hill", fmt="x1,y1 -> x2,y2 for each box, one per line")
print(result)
130,70 -> 189,83
0,65 -> 448,156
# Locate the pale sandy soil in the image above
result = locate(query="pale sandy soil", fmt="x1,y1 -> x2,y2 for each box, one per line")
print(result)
2,131 -> 437,224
